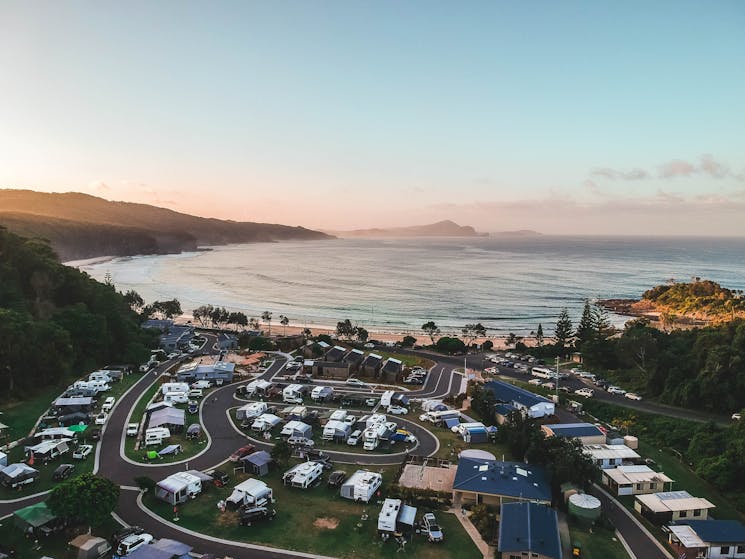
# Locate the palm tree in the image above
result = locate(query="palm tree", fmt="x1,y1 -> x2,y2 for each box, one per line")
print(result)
261,311 -> 273,336
279,315 -> 290,336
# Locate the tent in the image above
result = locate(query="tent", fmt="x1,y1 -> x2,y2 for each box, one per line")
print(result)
14,502 -> 56,531
241,451 -> 273,476
68,534 -> 111,559
1,463 -> 39,487
158,444 -> 183,456
146,450 -> 161,461
185,470 -> 214,483
148,407 -> 185,430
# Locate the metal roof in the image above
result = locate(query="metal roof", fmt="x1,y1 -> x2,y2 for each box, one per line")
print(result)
499,502 -> 561,559
676,519 -> 745,544
636,491 -> 715,513
543,423 -> 604,439
486,381 -> 550,408
603,465 -> 673,485
454,458 -> 551,502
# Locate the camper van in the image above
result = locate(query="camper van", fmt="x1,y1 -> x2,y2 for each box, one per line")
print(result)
283,384 -> 304,404
283,461 -> 324,489
144,427 -> 171,446
419,409 -> 461,425
163,391 -> 189,405
102,397 -> 116,413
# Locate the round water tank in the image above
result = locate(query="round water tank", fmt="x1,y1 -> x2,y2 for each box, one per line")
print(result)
458,449 -> 496,461
568,493 -> 602,525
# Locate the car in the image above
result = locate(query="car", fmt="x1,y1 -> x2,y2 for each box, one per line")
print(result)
115,533 -> 154,556
558,386 -> 571,393
404,377 -> 424,385
625,392 -> 643,401
347,430 -> 362,445
111,526 -> 144,547
167,352 -> 181,359
387,406 -> 408,415
229,444 -> 256,462
363,342 -> 375,349
240,506 -> 276,526
528,379 -> 543,385
607,386 -> 626,395
287,436 -> 315,448
126,423 -> 139,437
94,412 -> 108,425
52,463 -> 75,481
365,398 -> 378,407
192,380 -> 212,389
90,428 -> 102,441
327,470 -> 347,487
733,413 -> 742,421
422,512 -> 444,542
188,389 -> 203,399
345,378 -> 367,387
208,469 -> 230,487
73,444 -> 93,459
574,388 -> 594,398
102,396 -> 116,412
541,382 -> 555,389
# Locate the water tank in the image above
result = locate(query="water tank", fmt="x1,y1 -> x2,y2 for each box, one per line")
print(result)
624,435 -> 639,449
568,493 -> 601,525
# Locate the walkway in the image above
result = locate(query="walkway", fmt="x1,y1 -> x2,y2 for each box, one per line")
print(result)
447,507 -> 495,559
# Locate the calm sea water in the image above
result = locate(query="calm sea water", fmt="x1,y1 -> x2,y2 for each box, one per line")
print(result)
77,236 -> 745,336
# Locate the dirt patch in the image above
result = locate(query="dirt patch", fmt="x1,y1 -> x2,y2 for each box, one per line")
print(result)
216,510 -> 240,527
313,517 -> 339,530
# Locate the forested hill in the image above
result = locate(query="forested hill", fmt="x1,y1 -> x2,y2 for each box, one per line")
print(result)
0,227 -> 154,399
0,189 -> 332,261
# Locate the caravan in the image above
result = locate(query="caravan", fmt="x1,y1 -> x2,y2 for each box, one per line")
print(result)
88,371 -> 113,383
419,409 -> 460,425
226,478 -> 273,508
161,382 -> 190,395
145,427 -> 171,446
310,386 -> 334,403
236,402 -> 267,422
283,384 -> 304,404
339,470 -> 382,502
323,420 -> 351,442
282,461 -> 324,489
378,498 -> 417,537
251,414 -> 282,433
163,392 -> 189,405
363,423 -> 388,451
155,472 -> 202,505
24,439 -> 70,463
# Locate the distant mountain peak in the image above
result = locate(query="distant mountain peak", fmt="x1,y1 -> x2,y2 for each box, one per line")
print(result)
328,220 -> 487,238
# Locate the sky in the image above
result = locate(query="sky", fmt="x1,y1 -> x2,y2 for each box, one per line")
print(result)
1,1 -> 744,235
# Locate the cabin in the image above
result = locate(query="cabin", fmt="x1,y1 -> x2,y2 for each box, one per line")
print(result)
452,458 -> 551,507
340,470 -> 383,503
601,465 -> 674,496
541,422 -> 606,445
361,353 -> 383,377
499,502 -> 562,559
343,349 -> 365,372
635,491 -> 715,524
485,381 -> 555,419
308,360 -> 350,379
583,444 -> 640,469
155,472 -> 202,505
380,358 -> 403,383
324,345 -> 348,362
667,519 -> 745,559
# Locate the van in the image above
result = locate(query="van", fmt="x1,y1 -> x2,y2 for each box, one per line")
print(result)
163,392 -> 189,405
102,397 -> 116,413
347,430 -> 362,446
191,380 -> 212,390
187,389 -> 203,399
144,427 -> 170,446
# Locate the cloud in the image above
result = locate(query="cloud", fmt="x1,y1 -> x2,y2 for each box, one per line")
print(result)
590,167 -> 650,180
659,159 -> 697,178
87,180 -> 110,192
699,154 -> 730,178
591,155 -> 742,183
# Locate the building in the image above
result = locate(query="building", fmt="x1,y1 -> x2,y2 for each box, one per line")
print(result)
361,353 -> 383,377
601,465 -> 673,496
668,519 -> 745,559
485,381 -> 555,419
325,345 -> 348,362
453,458 -> 551,507
541,423 -> 606,445
583,444 -> 640,469
159,325 -> 194,351
307,360 -> 350,380
217,333 -> 238,350
343,349 -> 365,372
380,358 -> 403,382
634,490 -> 715,524
498,502 -> 561,559
176,361 -> 235,383
493,403 -> 518,425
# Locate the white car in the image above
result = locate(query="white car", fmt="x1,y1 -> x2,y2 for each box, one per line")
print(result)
347,430 -> 362,445
363,342 -> 375,349
528,379 -> 543,385
541,382 -> 555,389
345,378 -> 367,387
607,386 -> 626,395
94,412 -> 108,425
574,388 -> 594,398
365,398 -> 378,407
625,392 -> 642,401
732,413 -> 742,421
167,352 -> 181,359
126,423 -> 139,437
73,444 -> 93,460
102,397 -> 116,413
422,512 -> 444,542
116,533 -> 154,556
387,406 -> 408,415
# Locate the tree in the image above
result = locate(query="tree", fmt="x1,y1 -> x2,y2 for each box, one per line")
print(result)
461,323 -> 486,348
302,327 -> 312,341
422,321 -> 441,345
148,299 -> 182,320
435,336 -> 466,355
228,311 -> 248,329
123,290 -> 144,313
591,305 -> 613,340
261,311 -> 273,335
48,473 -> 119,528
401,335 -> 416,347
336,319 -> 355,340
505,333 -> 517,347
575,300 -> 594,346
249,317 -> 260,331
535,324 -> 544,346
279,315 -> 290,336
355,327 -> 369,342
271,439 -> 292,467
554,308 -> 573,349
482,340 -> 494,351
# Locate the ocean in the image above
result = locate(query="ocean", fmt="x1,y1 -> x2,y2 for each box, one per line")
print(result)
76,236 -> 745,336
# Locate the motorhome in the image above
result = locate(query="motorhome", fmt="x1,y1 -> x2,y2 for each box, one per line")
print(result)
419,409 -> 461,425
283,384 -> 304,404
226,478 -> 273,508
380,391 -> 396,407
340,470 -> 382,502
365,414 -> 387,428
363,423 -> 389,451
323,420 -> 351,442
72,380 -> 109,394
236,402 -> 267,421
102,396 -> 116,413
155,472 -> 202,505
282,461 -> 324,489
161,382 -> 190,395
144,427 -> 171,446
250,414 -> 282,433
163,391 -> 189,405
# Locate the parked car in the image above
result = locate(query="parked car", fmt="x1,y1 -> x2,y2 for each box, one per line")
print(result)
188,389 -> 203,399
541,382 -> 555,390
347,430 -> 362,446
229,444 -> 256,462
607,386 -> 626,395
52,463 -> 75,481
240,506 -> 276,526
287,436 -> 315,448
90,428 -> 102,441
208,469 -> 230,487
387,406 -> 408,415
110,526 -> 144,547
404,377 -> 424,385
365,398 -> 378,407
363,342 -> 375,349
115,533 -> 153,556
574,388 -> 594,398
102,396 -> 116,413
528,379 -> 542,386
126,423 -> 139,437
345,378 -> 367,387
422,512 -> 444,542
73,444 -> 93,460
94,412 -> 108,425
733,413 -> 742,421
625,392 -> 642,401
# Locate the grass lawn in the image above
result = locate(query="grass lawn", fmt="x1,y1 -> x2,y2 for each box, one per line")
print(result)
144,462 -> 479,559
0,513 -> 119,559
569,525 -> 630,559
372,351 -> 436,370
1,384 -> 72,443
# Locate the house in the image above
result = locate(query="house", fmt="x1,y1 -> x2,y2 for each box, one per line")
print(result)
380,358 -> 403,382
377,498 -> 417,536
485,381 -> 555,419
634,490 -> 715,524
343,349 -> 365,372
155,472 -> 202,505
241,451 -> 273,477
361,353 -> 383,377
493,403 -> 518,425
340,470 -> 383,503
176,361 -> 235,383
453,458 -> 551,507
159,325 -> 194,352
307,360 -> 350,379
601,465 -> 674,496
325,345 -> 348,362
217,332 -> 239,350
283,461 -> 324,489
226,478 -> 273,508
147,407 -> 185,432
583,444 -> 640,469
541,422 -> 606,445
280,420 -> 312,439
499,502 -> 562,559
667,519 -> 745,559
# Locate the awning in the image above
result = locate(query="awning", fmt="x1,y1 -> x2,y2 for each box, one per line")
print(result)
444,418 -> 460,428
14,502 -> 55,528
67,424 -> 88,433
158,444 -> 182,456
398,504 -> 417,527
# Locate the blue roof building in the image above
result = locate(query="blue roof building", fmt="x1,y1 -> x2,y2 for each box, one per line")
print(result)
541,422 -> 606,444
453,458 -> 551,507
668,519 -> 745,558
486,381 -> 555,419
499,502 -> 561,559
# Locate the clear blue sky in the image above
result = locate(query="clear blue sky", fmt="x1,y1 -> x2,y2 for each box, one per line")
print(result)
1,1 -> 744,234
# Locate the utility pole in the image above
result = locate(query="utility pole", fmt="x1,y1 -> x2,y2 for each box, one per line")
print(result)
555,355 -> 560,400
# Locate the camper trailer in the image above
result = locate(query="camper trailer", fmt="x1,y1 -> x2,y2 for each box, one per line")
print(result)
161,382 -> 190,395
280,421 -> 312,439
378,498 -> 418,536
0,463 -> 39,489
340,470 -> 382,503
88,371 -> 113,383
236,402 -> 267,421
283,384 -> 304,404
310,385 -> 334,403
163,391 -> 189,405
226,478 -> 273,508
155,472 -> 202,505
145,427 -> 171,446
251,413 -> 282,433
24,439 -> 71,463
419,409 -> 461,425
244,379 -> 273,397
282,461 -> 324,489
323,420 -> 351,442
